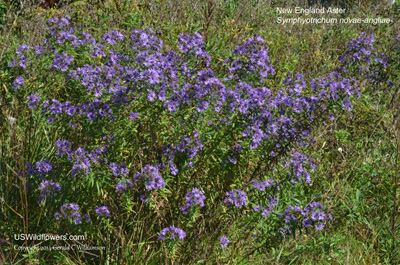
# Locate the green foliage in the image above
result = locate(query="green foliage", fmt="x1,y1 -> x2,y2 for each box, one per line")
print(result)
1,1 -> 399,264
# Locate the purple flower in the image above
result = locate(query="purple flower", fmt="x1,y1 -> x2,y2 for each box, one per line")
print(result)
168,160 -> 179,175
116,179 -> 134,192
26,163 -> 36,176
158,227 -> 186,240
55,139 -> 72,157
232,143 -> 242,154
129,112 -> 140,120
63,101 -> 76,116
228,156 -> 237,164
220,236 -> 230,248
38,181 -> 61,203
102,30 -> 124,44
181,187 -> 206,214
252,179 -> 275,191
85,214 -> 91,222
224,190 -> 248,207
55,203 -> 82,225
140,194 -> 149,202
109,163 -> 129,177
178,32 -> 211,66
342,98 -> 353,110
47,116 -> 55,124
147,90 -> 156,101
95,206 -> 110,217
253,197 -> 278,217
35,160 -> 53,178
27,94 -> 41,108
134,165 -> 165,190
197,101 -> 209,112
13,76 -> 25,91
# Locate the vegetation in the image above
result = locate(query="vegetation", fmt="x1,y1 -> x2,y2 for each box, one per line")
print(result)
1,0 -> 399,264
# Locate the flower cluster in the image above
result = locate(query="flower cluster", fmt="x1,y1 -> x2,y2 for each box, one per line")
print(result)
279,201 -> 333,238
43,98 -> 114,123
55,203 -> 82,225
134,164 -> 165,190
35,160 -> 53,178
178,32 -> 211,66
95,206 -> 110,217
55,139 -> 72,157
109,163 -> 129,177
55,144 -> 108,177
339,32 -> 388,73
8,12 -> 350,247
252,179 -> 278,191
283,151 -> 315,184
220,236 -> 230,249
51,51 -> 74,72
253,197 -> 278,218
10,45 -> 30,69
158,227 -> 186,241
38,181 -> 61,204
163,130 -> 203,174
27,94 -> 41,109
116,179 -> 134,193
102,30 -> 124,45
224,190 -> 248,207
225,35 -> 275,82
181,188 -> 206,215
12,76 -> 25,91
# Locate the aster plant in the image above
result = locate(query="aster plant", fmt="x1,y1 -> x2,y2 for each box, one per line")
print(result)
10,12 -> 398,262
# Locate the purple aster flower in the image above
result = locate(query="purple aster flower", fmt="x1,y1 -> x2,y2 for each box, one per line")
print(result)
220,236 -> 230,248
140,194 -> 149,202
27,94 -> 41,108
158,227 -> 186,241
55,203 -> 81,225
13,76 -> 25,91
109,163 -> 129,177
147,90 -> 156,101
129,112 -> 140,120
102,30 -> 124,44
134,165 -> 165,190
252,179 -> 275,191
342,98 -> 353,110
197,101 -> 209,112
63,101 -> 76,116
38,181 -> 61,204
232,143 -> 242,154
55,139 -> 72,157
95,206 -> 110,217
35,160 -> 53,178
26,163 -> 36,176
181,187 -> 206,214
85,214 -> 91,222
168,160 -> 179,175
116,179 -> 134,192
224,190 -> 248,207
47,116 -> 55,124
